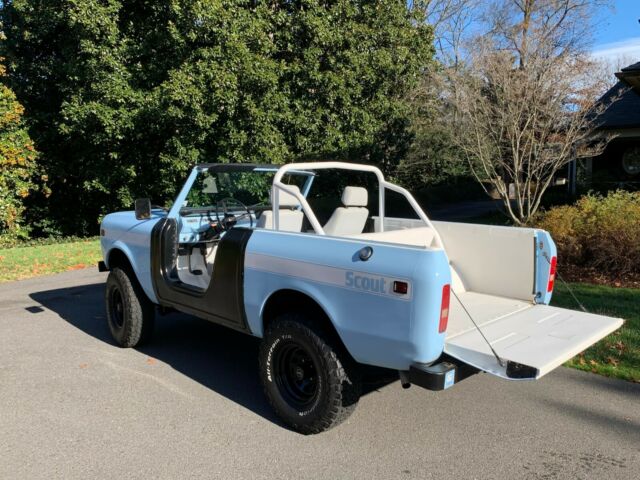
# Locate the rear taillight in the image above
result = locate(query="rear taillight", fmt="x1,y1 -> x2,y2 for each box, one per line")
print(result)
439,284 -> 451,333
547,256 -> 557,292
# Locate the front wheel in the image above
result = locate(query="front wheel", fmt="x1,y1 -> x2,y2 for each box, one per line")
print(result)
105,267 -> 155,347
259,314 -> 361,434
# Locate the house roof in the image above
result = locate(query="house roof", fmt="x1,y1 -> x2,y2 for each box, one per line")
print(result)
615,60 -> 640,90
595,82 -> 640,129
621,61 -> 640,72
595,61 -> 640,130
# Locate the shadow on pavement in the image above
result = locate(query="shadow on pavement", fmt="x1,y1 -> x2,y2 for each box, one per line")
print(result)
536,397 -> 640,444
561,366 -> 640,399
30,282 -> 397,429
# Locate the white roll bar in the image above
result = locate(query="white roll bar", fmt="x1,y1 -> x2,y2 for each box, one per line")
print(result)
271,162 -> 443,248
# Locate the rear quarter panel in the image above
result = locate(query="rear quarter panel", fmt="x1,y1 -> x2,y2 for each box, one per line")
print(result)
244,230 -> 451,370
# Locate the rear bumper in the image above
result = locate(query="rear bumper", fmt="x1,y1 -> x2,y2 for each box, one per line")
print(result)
407,356 -> 478,391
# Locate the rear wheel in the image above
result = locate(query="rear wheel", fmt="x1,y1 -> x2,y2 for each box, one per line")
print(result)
259,314 -> 361,434
105,267 -> 155,347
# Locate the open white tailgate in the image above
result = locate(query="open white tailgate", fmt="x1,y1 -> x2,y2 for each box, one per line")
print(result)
445,292 -> 624,380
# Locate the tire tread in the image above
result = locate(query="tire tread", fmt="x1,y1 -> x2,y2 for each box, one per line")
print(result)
259,313 -> 360,434
105,267 -> 154,347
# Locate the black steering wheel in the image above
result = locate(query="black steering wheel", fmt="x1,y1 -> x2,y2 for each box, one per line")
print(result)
214,197 -> 253,232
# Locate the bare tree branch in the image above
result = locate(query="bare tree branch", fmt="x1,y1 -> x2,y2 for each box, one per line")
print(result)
444,1 -> 618,224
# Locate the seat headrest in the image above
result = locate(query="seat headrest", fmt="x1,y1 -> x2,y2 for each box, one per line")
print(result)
342,186 -> 368,207
271,185 -> 302,207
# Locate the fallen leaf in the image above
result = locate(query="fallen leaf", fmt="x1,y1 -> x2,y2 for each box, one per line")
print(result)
589,359 -> 598,366
67,263 -> 87,271
146,357 -> 157,365
605,356 -> 619,367
612,341 -> 626,353
79,363 -> 88,369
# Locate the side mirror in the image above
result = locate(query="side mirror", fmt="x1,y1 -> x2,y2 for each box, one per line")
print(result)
135,198 -> 152,220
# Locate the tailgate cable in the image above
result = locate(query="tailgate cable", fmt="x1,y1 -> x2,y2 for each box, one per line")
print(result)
451,289 -> 505,367
542,252 -> 588,313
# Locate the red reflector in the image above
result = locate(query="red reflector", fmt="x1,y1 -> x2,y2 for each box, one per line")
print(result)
393,281 -> 408,294
547,256 -> 557,292
439,284 -> 451,333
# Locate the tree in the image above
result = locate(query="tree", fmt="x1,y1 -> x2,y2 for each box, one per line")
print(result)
397,67 -> 470,191
447,0 -> 615,225
396,1 -> 480,192
409,0 -> 480,68
0,56 -> 43,241
1,1 -> 434,236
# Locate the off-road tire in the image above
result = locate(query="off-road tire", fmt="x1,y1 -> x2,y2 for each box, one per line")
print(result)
105,267 -> 155,347
259,313 -> 361,434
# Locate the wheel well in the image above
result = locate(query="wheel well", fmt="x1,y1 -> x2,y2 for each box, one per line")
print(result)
107,248 -> 133,273
262,289 -> 346,348
106,248 -> 154,306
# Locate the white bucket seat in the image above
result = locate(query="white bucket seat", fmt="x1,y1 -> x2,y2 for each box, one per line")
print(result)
323,186 -> 369,236
257,185 -> 304,232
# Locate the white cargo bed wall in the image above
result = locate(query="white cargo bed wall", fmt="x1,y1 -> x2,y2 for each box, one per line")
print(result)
370,218 -> 539,301
432,221 -> 537,302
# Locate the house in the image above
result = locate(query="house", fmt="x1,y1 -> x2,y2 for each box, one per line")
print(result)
584,61 -> 640,190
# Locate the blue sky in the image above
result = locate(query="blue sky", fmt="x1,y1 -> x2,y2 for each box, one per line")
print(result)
592,0 -> 640,62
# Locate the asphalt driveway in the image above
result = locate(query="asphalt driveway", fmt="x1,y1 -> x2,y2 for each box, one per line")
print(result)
0,269 -> 638,479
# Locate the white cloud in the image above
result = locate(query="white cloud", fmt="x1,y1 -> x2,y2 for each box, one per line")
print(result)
591,37 -> 640,64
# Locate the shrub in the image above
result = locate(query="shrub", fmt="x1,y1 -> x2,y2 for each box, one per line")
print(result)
0,60 -> 44,242
537,191 -> 640,276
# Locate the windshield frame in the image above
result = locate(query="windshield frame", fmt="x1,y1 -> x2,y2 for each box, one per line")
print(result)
168,164 -> 315,219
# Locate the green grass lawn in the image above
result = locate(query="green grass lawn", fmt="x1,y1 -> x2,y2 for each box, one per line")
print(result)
0,238 -> 101,283
551,282 -> 639,383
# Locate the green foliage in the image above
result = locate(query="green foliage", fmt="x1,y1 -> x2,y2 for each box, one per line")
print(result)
0,233 -> 97,249
0,59 -> 43,241
537,191 -> 640,276
395,65 -> 472,193
396,122 -> 471,191
1,0 -> 434,235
